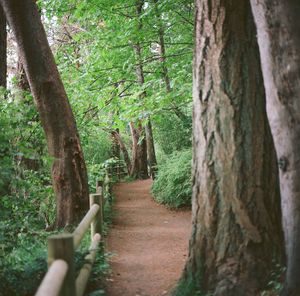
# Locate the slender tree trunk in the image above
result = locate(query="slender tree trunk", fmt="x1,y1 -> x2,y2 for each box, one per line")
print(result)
153,0 -> 171,93
250,2 -> 300,295
153,0 -> 190,127
111,129 -> 120,160
1,0 -> 89,228
111,130 -> 131,174
178,1 -> 283,295
145,119 -> 157,179
0,4 -> 6,89
111,128 -> 121,176
132,0 -> 156,179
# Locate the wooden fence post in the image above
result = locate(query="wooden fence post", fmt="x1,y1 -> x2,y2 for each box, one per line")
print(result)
96,180 -> 103,194
47,234 -> 75,296
104,171 -> 112,203
89,193 -> 103,237
96,180 -> 104,218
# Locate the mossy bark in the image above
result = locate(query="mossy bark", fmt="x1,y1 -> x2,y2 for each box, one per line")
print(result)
178,1 -> 284,295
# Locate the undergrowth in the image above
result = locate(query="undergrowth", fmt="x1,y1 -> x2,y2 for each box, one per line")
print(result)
152,149 -> 192,208
0,168 -> 114,296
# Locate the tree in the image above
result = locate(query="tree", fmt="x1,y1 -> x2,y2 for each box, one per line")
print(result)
1,0 -> 89,228
0,4 -> 6,89
145,119 -> 156,178
111,130 -> 131,174
131,0 -> 156,179
250,1 -> 300,295
178,1 -> 283,295
129,122 -> 148,179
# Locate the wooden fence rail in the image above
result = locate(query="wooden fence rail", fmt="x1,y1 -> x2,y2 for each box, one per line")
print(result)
35,259 -> 68,296
35,176 -> 112,296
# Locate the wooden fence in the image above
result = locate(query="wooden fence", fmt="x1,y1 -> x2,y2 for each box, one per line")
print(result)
35,179 -> 110,296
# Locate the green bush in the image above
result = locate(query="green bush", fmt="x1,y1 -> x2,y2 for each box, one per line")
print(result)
154,113 -> 192,155
152,149 -> 192,208
0,230 -> 48,296
0,230 -> 110,296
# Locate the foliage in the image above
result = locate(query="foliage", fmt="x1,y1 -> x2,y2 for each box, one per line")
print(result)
1,0 -> 194,294
0,229 -> 48,296
261,263 -> 285,296
152,149 -> 192,208
0,90 -> 112,295
0,230 -> 111,296
40,0 -> 193,136
172,264 -> 206,296
154,112 -> 192,155
0,89 -> 45,194
84,131 -> 112,192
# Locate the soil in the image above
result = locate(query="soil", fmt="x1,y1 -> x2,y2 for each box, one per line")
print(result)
105,179 -> 191,296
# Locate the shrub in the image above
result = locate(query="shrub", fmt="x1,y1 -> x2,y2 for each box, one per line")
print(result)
154,113 -> 192,155
152,149 -> 192,208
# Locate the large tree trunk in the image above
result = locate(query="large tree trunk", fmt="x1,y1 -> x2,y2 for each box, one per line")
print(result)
0,4 -> 6,89
1,0 -> 89,228
250,2 -> 300,295
179,1 -> 283,295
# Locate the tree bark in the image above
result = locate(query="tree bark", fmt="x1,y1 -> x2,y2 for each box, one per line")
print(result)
145,119 -> 157,179
250,1 -> 300,295
0,4 -> 6,89
16,58 -> 30,91
111,128 -> 120,160
111,130 -> 131,174
153,0 -> 171,93
129,122 -> 148,179
1,0 -> 89,228
179,1 -> 283,295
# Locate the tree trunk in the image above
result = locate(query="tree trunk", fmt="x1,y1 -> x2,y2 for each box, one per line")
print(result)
133,0 -> 156,179
250,1 -> 300,295
111,129 -> 120,160
179,1 -> 283,295
111,130 -> 131,174
111,128 -> 121,176
16,58 -> 30,91
129,122 -> 148,179
153,0 -> 171,93
0,4 -> 6,89
1,0 -> 89,228
145,119 -> 157,179
153,0 -> 191,127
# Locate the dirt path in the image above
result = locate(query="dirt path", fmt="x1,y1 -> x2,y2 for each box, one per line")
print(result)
105,179 -> 191,296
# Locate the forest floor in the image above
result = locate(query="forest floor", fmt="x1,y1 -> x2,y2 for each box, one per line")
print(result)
104,179 -> 191,296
